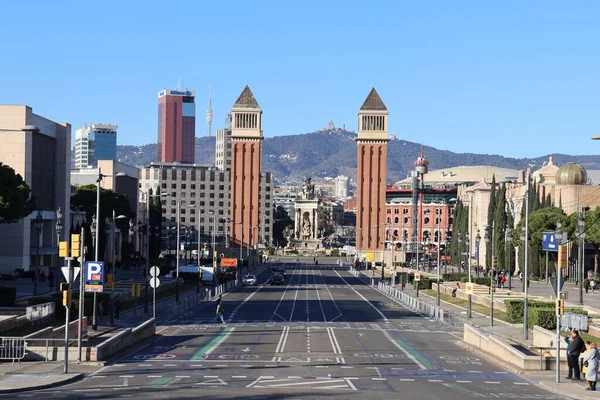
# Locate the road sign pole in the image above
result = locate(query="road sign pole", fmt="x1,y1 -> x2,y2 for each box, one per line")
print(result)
63,257 -> 73,374
546,251 -> 549,283
78,227 -> 85,362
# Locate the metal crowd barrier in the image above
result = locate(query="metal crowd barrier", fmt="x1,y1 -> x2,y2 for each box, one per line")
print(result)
0,337 -> 27,364
561,313 -> 589,332
376,281 -> 450,325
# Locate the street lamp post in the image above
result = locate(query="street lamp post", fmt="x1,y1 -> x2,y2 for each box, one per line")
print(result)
485,226 -> 494,327
555,219 -> 563,383
457,232 -> 462,274
436,212 -> 441,306
92,169 -> 103,331
466,231 -> 472,318
55,208 -> 63,292
521,223 -> 529,339
109,211 -> 128,325
475,230 -> 481,279
578,212 -> 585,305
33,211 -> 44,296
506,224 -> 513,290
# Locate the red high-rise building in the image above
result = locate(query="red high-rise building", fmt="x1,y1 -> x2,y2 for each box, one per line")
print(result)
356,88 -> 390,262
157,88 -> 196,163
229,86 -> 263,249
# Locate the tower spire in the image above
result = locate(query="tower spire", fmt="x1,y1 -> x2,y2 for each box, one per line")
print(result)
206,85 -> 213,137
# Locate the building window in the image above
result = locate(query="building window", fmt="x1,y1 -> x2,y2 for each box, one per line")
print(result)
190,217 -> 195,223
191,192 -> 196,198
171,184 -> 177,189
219,185 -> 224,190
191,184 -> 196,190
162,183 -> 167,189
171,192 -> 176,197
394,209 -> 399,214
181,184 -> 186,189
210,185 -> 215,190
386,209 -> 391,214
394,217 -> 399,224
210,193 -> 214,198
181,217 -> 186,223
424,217 -> 430,224
181,209 -> 186,214
200,193 -> 205,198
403,208 -> 408,214
200,201 -> 205,206
403,217 -> 409,224
219,202 -> 224,207
200,184 -> 205,190
209,201 -> 214,207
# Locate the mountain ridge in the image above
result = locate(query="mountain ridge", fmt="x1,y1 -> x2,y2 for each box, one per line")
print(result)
88,129 -> 600,184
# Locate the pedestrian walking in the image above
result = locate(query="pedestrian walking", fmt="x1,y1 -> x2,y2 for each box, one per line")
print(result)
215,298 -> 225,324
98,300 -> 104,317
591,280 -> 596,294
114,298 -> 120,321
582,341 -> 592,389
584,342 -> 599,391
567,329 -> 586,381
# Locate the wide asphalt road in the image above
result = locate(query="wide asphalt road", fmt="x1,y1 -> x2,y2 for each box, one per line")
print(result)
12,262 -> 568,399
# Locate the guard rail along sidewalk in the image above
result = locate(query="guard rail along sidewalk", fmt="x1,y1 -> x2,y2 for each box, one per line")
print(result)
155,279 -> 238,321
0,337 -> 27,364
376,281 -> 450,325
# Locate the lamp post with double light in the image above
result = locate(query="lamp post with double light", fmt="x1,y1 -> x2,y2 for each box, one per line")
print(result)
555,219 -> 563,383
33,211 -> 44,296
55,208 -> 63,291
506,224 -> 513,290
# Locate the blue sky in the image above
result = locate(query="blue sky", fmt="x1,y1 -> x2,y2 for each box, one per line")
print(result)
1,1 -> 600,158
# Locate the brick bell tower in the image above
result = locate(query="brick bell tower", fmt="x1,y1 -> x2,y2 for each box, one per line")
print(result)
229,86 -> 263,250
356,88 -> 390,262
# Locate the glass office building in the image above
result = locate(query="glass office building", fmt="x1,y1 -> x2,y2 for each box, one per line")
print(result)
74,124 -> 118,168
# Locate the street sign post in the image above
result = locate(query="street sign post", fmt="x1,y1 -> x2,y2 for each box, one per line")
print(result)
466,282 -> 474,295
85,261 -> 104,293
542,232 -> 558,252
149,266 -> 160,319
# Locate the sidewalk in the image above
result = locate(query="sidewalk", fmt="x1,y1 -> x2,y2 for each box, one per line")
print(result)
0,362 -> 99,394
365,269 -> 600,399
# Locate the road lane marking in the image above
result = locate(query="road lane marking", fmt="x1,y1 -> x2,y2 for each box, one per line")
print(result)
400,378 -> 415,381
272,266 -> 300,322
372,378 -> 387,381
334,270 -> 388,321
232,375 -> 247,378
147,375 -> 162,378
344,378 -> 358,390
175,375 -> 190,378
513,382 -> 530,385
289,276 -> 300,321
429,379 -> 443,382
457,380 -> 472,383
203,375 -> 219,378
190,327 -> 235,360
326,327 -> 342,354
119,375 -> 134,378
275,326 -> 290,353
484,381 -> 501,384
382,331 -> 429,370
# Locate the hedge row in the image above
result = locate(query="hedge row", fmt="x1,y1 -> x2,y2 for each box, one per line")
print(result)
460,277 -> 492,285
505,299 -> 588,324
442,273 -> 467,282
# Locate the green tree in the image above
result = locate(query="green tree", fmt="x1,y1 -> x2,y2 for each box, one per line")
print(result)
493,182 -> 507,270
148,188 -> 163,263
71,185 -> 133,265
515,206 -> 565,278
273,206 -> 293,247
0,162 -> 34,223
318,206 -> 335,238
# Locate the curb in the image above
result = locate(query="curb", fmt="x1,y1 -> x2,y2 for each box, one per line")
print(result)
537,380 -> 592,400
455,340 -> 524,375
0,373 -> 84,394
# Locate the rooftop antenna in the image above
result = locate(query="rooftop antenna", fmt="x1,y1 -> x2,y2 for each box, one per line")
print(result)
206,85 -> 213,137
176,77 -> 182,90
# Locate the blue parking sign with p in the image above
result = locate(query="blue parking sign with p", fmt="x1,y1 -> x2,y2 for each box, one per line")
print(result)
86,261 -> 104,283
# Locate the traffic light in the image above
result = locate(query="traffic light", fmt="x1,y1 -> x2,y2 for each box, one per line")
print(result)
71,234 -> 81,257
60,283 -> 70,291
62,290 -> 72,307
557,299 -> 565,315
558,245 -> 568,269
493,256 -> 498,268
59,241 -> 69,257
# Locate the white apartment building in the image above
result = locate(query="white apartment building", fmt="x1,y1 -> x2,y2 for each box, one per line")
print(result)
140,162 -> 273,246
334,175 -> 350,200
215,128 -> 232,171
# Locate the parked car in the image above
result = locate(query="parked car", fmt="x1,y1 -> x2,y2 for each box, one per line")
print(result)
270,273 -> 285,285
243,274 -> 257,286
274,267 -> 286,276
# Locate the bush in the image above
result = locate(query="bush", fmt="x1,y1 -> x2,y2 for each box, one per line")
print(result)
413,278 -> 441,290
529,308 -> 556,330
28,296 -> 53,306
0,286 -> 17,306
442,273 -> 467,281
330,249 -> 340,257
566,308 -> 588,316
505,299 -> 555,323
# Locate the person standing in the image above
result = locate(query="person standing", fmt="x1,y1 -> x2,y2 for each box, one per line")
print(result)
591,280 -> 596,294
567,329 -> 586,380
584,342 -> 599,391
